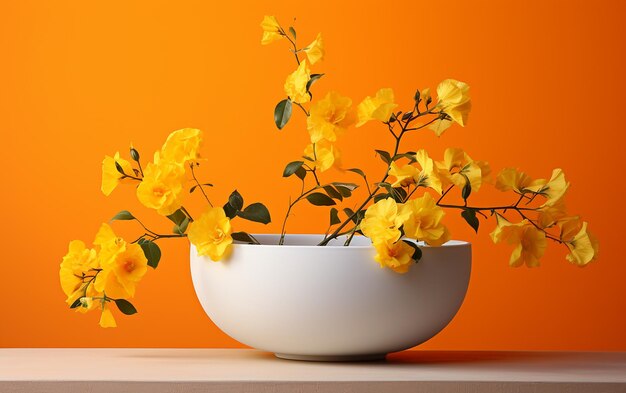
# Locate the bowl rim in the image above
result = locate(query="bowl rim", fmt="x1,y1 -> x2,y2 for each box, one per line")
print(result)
226,233 -> 471,250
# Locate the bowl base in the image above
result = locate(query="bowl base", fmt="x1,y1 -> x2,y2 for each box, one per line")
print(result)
274,353 -> 387,362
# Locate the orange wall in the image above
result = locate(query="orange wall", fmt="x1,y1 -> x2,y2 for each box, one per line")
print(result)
1,0 -> 624,350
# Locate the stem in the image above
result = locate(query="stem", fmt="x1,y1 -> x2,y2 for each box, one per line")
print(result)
295,102 -> 309,116
189,163 -> 213,207
280,27 -> 300,65
319,110 -> 439,246
279,186 -> 319,245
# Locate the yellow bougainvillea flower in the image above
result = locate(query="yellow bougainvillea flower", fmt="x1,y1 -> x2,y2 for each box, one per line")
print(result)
538,198 -> 567,228
361,198 -> 411,244
428,119 -> 454,137
559,218 -> 599,266
136,159 -> 186,216
188,206 -> 233,261
160,128 -> 203,165
495,167 -> 545,194
284,60 -> 311,104
415,150 -> 444,194
304,33 -> 325,64
99,304 -> 117,328
527,169 -> 569,207
400,193 -> 450,246
101,152 -> 134,196
490,215 -> 547,268
356,88 -> 398,127
59,240 -> 98,306
303,140 -> 341,172
389,162 -> 419,187
436,148 -> 486,192
373,240 -> 415,274
260,15 -> 283,45
307,91 -> 354,143
93,223 -> 148,299
436,79 -> 471,127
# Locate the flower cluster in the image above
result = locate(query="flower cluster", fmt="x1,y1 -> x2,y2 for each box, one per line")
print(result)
59,224 -> 147,327
62,128 -> 270,326
263,15 -> 598,272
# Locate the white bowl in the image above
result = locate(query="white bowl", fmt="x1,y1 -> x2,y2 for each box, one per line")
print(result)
190,234 -> 471,361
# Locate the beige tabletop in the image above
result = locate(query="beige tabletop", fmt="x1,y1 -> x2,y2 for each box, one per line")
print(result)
1,349 -> 625,392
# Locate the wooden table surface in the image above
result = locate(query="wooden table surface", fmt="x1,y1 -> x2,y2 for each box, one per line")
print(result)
1,349 -> 625,392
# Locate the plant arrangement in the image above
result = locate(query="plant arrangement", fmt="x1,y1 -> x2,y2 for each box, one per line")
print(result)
60,16 -> 599,328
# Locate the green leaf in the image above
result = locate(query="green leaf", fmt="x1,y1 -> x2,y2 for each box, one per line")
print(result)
283,161 -> 304,177
274,99 -> 292,130
375,149 -> 392,164
130,147 -> 140,162
343,208 -> 358,224
237,203 -> 271,224
114,299 -> 138,315
402,240 -> 423,262
392,153 -> 417,163
306,73 -> 324,92
306,192 -> 336,206
461,209 -> 480,233
330,208 -> 340,226
323,185 -> 343,201
232,231 -> 256,244
173,217 -> 189,235
374,193 -> 390,203
139,240 -> 161,269
115,161 -> 125,175
401,111 -> 413,121
288,26 -> 296,40
111,210 -> 135,221
228,190 -> 244,211
295,166 -> 307,180
331,182 -> 358,191
167,209 -> 187,226
190,183 -> 213,193
223,202 -> 237,219
347,168 -> 367,179
334,185 -> 352,198
69,297 -> 82,309
392,187 -> 407,202
460,173 -> 472,200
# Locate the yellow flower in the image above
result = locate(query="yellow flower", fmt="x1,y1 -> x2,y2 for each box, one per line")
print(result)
400,193 -> 450,246
307,91 -> 354,143
136,159 -> 186,216
93,223 -> 148,299
495,167 -> 544,194
360,198 -> 411,244
490,215 -> 547,267
415,150 -> 444,194
389,162 -> 419,187
303,140 -> 341,172
260,15 -> 283,45
284,60 -> 311,104
538,198 -> 567,228
437,148 -> 485,192
99,305 -> 117,328
304,33 -> 325,64
373,240 -> 415,274
559,219 -> 599,266
356,88 -> 398,127
428,119 -> 454,137
160,128 -> 203,164
436,79 -> 471,126
188,207 -> 233,261
101,152 -> 134,196
59,240 -> 98,306
527,169 -> 569,207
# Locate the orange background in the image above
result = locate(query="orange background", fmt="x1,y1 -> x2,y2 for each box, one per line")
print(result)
1,0 -> 624,350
